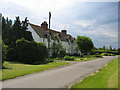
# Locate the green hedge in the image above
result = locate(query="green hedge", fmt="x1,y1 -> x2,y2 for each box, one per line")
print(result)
93,50 -> 118,55
64,56 -> 74,61
100,53 -> 115,56
6,38 -> 48,64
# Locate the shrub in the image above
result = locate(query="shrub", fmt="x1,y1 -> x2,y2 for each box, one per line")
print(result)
7,38 -> 48,64
52,42 -> 66,58
108,53 -> 115,56
64,56 -> 74,61
101,53 -> 108,56
93,53 -> 103,58
2,41 -> 8,68
100,53 -> 115,56
93,55 -> 103,58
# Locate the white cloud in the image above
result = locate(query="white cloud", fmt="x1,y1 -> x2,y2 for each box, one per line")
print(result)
79,22 -> 118,38
5,0 -> 72,13
75,20 -> 96,27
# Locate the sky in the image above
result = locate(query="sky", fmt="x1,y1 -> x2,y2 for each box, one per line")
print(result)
0,0 -> 119,48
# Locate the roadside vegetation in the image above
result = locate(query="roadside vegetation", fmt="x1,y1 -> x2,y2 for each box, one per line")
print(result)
71,58 -> 119,88
1,61 -> 69,80
50,55 -> 102,62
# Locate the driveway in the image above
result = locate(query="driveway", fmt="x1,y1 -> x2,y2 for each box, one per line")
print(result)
2,56 -> 118,88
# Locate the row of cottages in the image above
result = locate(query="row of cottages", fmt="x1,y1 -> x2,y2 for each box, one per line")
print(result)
27,21 -> 79,56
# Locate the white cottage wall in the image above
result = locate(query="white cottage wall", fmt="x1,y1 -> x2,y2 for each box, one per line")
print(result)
27,24 -> 43,42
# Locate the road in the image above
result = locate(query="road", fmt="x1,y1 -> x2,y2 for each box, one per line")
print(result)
2,56 -> 118,88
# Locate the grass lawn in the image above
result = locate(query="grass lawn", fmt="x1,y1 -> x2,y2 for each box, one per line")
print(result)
71,58 -> 119,88
1,61 -> 69,80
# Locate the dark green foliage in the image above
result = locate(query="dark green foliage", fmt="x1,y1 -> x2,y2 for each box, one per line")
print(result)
52,41 -> 66,58
76,36 -> 94,55
2,16 -> 33,48
64,56 -> 74,61
94,50 -> 118,55
6,38 -> 48,64
2,41 -> 8,67
118,48 -> 120,54
93,53 -> 103,58
109,46 -> 112,51
6,47 -> 18,61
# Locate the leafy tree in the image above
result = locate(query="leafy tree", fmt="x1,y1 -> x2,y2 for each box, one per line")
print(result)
2,16 -> 33,48
51,40 -> 66,58
76,36 -> 94,55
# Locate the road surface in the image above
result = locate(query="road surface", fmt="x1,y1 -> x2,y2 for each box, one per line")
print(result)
2,56 -> 118,88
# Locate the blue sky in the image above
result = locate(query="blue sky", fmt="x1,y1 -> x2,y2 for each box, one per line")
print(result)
0,0 -> 119,48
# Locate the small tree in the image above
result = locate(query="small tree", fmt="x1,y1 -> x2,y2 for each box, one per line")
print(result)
76,36 -> 94,55
52,41 -> 66,58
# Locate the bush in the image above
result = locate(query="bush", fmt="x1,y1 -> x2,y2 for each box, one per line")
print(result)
93,55 -> 103,58
64,56 -> 74,61
94,50 -> 118,55
2,41 -> 8,67
100,53 -> 115,56
93,53 -> 102,58
7,38 -> 48,64
108,53 -> 115,56
52,42 -> 66,58
101,53 -> 108,56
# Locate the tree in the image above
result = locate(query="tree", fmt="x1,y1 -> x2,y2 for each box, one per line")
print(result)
2,17 -> 13,46
103,46 -> 106,52
76,36 -> 94,55
109,46 -> 112,51
118,48 -> 120,54
51,40 -> 66,57
2,16 -> 33,48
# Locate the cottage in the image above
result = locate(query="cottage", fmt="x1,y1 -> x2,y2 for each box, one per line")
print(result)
27,21 -> 79,56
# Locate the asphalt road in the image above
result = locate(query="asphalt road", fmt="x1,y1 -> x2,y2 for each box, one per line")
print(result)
2,56 -> 118,88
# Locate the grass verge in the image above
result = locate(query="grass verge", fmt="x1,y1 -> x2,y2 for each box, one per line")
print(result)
71,58 -> 119,88
1,61 -> 69,80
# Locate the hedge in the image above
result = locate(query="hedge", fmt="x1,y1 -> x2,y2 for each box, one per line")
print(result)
93,50 -> 118,55
6,38 -> 48,64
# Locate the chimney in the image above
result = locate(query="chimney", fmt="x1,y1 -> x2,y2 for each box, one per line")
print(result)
41,21 -> 48,29
61,30 -> 67,34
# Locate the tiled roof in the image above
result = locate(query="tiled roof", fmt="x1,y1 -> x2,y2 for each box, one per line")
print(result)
29,23 -> 75,42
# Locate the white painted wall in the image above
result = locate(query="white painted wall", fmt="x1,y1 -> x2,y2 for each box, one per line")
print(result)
27,24 -> 43,42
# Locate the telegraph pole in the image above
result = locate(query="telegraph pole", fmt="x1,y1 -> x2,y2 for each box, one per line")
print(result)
48,12 -> 51,61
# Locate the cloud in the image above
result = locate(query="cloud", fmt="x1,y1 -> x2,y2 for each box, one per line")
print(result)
75,20 -> 96,27
0,1 -> 118,48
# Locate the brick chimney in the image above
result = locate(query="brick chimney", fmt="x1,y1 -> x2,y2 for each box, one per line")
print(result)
61,30 -> 67,34
41,21 -> 48,29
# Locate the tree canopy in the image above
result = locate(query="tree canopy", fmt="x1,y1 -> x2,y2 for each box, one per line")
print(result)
76,36 -> 94,55
2,16 -> 33,47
